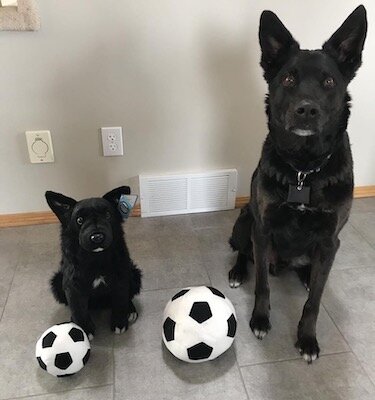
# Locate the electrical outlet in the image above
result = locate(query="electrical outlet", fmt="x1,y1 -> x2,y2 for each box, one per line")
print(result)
101,127 -> 124,156
25,130 -> 55,163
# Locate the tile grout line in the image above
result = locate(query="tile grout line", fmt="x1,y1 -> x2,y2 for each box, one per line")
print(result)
348,218 -> 375,251
192,227 -> 213,287
238,349 -> 352,369
0,262 -> 19,324
139,263 -> 375,294
235,355 -> 251,400
1,383 -> 114,400
320,302 -> 375,387
142,283 -> 212,294
333,264 -> 375,272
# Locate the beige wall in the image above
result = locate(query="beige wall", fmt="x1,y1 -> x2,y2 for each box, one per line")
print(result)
0,0 -> 374,214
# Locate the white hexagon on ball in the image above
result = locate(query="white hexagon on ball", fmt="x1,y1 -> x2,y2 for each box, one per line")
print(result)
35,322 -> 91,377
162,286 -> 237,363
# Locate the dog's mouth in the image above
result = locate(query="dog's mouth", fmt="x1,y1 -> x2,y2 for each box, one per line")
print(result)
92,247 -> 105,253
292,128 -> 316,137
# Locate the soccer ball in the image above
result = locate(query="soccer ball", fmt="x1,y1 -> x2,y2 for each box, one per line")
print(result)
35,322 -> 91,377
162,286 -> 237,363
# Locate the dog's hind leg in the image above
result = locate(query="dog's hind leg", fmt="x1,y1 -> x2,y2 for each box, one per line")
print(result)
50,271 -> 68,304
228,204 -> 254,288
296,264 -> 312,291
229,253 -> 248,288
127,262 -> 141,324
129,261 -> 142,298
127,301 -> 138,324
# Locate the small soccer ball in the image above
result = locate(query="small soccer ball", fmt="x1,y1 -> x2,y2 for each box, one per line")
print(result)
35,322 -> 91,377
162,286 -> 237,363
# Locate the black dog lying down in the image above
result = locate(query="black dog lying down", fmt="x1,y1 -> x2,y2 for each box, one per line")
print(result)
46,186 -> 141,339
229,6 -> 367,362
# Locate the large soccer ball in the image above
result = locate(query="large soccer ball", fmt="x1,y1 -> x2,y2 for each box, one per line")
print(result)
35,322 -> 91,377
162,286 -> 237,363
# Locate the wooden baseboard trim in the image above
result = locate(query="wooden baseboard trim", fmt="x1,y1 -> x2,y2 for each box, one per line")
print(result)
353,185 -> 375,198
130,204 -> 141,217
0,211 -> 59,227
0,204 -> 142,228
235,196 -> 250,209
234,186 -> 375,207
0,186 -> 373,228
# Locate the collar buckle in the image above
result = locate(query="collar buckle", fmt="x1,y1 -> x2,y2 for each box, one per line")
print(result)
297,171 -> 307,191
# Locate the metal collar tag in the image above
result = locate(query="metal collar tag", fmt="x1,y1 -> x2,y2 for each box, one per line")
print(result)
287,171 -> 310,204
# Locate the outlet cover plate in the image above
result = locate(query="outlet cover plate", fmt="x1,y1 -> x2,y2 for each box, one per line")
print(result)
101,127 -> 124,156
25,130 -> 55,163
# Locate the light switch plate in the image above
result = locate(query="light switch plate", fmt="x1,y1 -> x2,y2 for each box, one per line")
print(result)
25,130 -> 55,163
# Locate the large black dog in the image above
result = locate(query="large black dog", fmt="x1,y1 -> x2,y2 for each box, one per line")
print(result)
46,186 -> 141,339
229,6 -> 367,362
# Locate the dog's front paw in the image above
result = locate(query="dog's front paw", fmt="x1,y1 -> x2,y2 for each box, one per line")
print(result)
114,326 -> 127,334
296,336 -> 320,364
128,310 -> 138,324
250,314 -> 271,339
113,311 -> 138,333
72,318 -> 95,340
229,267 -> 245,288
111,313 -> 129,334
111,311 -> 129,335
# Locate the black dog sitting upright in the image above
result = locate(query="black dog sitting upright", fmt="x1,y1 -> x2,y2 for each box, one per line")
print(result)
229,6 -> 367,362
46,186 -> 141,339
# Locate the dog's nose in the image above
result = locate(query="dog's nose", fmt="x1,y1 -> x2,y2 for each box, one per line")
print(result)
294,100 -> 320,120
90,232 -> 105,244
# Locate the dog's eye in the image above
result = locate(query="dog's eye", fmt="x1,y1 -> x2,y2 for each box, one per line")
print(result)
105,211 -> 111,220
282,74 -> 296,87
323,77 -> 335,88
76,217 -> 84,225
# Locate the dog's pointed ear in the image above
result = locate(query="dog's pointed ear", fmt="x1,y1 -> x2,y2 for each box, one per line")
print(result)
103,186 -> 131,208
259,10 -> 299,82
323,5 -> 367,81
45,191 -> 77,224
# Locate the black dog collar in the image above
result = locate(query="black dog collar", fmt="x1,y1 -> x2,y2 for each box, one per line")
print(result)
287,154 -> 332,205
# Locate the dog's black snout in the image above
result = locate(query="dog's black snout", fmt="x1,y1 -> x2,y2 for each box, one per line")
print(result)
90,232 -> 105,244
294,101 -> 320,119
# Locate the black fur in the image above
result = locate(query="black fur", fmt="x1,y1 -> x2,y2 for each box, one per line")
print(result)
229,6 -> 367,362
46,186 -> 142,337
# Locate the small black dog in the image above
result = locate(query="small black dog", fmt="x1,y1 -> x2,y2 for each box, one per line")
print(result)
229,6 -> 367,362
46,186 -> 141,339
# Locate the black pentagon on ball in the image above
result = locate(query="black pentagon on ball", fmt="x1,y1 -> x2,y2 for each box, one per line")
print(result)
189,301 -> 212,323
187,342 -> 213,360
42,331 -> 57,348
69,327 -> 84,342
227,314 -> 237,338
83,348 -> 91,365
163,317 -> 176,342
207,286 -> 225,299
55,352 -> 73,370
37,356 -> 47,371
171,289 -> 190,301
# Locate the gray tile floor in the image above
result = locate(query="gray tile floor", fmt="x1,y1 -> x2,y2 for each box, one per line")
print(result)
0,198 -> 374,400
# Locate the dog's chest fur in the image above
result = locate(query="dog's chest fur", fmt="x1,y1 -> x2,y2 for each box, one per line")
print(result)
92,275 -> 107,289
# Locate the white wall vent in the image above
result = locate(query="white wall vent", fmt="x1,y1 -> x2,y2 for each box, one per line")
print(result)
139,169 -> 237,217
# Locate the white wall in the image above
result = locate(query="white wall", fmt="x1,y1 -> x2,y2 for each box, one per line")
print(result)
0,0 -> 374,214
